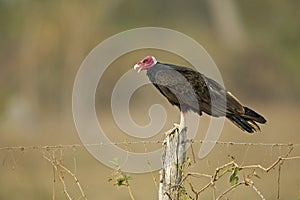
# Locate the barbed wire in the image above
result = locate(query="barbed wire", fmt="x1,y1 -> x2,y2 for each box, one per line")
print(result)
1,139 -> 299,200
0,140 -> 299,151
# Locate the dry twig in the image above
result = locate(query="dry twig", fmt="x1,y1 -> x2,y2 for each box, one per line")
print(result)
43,151 -> 87,200
181,149 -> 300,200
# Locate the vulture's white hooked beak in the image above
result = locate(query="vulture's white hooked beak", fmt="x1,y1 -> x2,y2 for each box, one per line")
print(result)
133,64 -> 142,73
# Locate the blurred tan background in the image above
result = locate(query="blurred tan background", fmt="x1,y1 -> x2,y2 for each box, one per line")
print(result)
0,1 -> 300,199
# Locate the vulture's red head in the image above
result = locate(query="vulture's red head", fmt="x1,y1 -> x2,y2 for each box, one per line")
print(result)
133,56 -> 157,73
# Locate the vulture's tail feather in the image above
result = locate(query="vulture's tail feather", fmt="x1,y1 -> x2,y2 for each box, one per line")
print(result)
244,107 -> 267,123
226,107 -> 267,133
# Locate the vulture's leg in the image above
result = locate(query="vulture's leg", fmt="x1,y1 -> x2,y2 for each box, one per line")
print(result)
179,111 -> 185,133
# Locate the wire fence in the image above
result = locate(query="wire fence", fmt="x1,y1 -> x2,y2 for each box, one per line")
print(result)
1,140 -> 300,200
1,140 -> 300,151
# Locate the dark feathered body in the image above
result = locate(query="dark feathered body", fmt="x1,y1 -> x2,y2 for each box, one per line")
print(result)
146,62 -> 266,133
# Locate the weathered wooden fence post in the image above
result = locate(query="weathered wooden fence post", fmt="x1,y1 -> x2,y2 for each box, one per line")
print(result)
159,126 -> 187,200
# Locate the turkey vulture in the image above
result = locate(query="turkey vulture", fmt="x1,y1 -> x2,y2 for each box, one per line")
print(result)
133,56 -> 266,133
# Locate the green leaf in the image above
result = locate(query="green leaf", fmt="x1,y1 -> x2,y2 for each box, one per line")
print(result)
113,157 -> 119,164
179,187 -> 192,200
229,167 -> 239,186
124,174 -> 132,180
110,157 -> 119,167
115,174 -> 132,186
116,177 -> 126,186
186,157 -> 192,167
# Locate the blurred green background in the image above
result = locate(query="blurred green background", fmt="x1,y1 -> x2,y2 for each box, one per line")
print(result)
0,1 -> 299,199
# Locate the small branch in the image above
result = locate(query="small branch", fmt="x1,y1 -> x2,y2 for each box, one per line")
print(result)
147,161 -> 159,191
109,166 -> 135,200
250,182 -> 266,200
180,172 -> 211,186
212,161 -> 236,181
58,171 -> 72,200
43,151 -> 87,200
196,182 -> 212,196
216,181 -> 244,200
126,180 -> 135,200
57,162 -> 87,200
179,153 -> 300,199
190,142 -> 196,164
52,165 -> 56,200
277,162 -> 282,199
188,182 -> 200,200
238,156 -> 300,172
